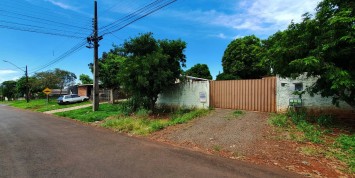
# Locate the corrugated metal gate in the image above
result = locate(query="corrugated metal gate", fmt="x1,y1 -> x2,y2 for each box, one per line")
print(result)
210,77 -> 276,112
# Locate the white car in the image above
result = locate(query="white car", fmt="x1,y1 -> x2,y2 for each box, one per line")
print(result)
57,94 -> 89,105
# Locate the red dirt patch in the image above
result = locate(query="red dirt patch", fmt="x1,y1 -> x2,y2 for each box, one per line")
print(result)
149,109 -> 353,178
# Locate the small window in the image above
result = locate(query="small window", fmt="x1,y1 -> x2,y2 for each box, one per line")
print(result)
294,83 -> 303,91
281,83 -> 287,87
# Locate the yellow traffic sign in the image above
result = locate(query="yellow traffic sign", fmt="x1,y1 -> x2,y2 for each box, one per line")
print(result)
43,88 -> 52,95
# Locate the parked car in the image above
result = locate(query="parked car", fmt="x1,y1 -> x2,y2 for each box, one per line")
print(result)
57,94 -> 89,105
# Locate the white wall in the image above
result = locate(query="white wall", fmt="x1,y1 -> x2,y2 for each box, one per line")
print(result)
276,74 -> 352,112
157,81 -> 209,109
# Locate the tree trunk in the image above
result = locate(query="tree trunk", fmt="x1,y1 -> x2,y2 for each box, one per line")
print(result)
149,97 -> 157,112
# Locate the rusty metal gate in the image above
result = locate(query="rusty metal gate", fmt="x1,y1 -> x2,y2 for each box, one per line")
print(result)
210,77 -> 276,112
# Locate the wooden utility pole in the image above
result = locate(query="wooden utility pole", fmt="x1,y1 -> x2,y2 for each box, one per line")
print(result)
93,0 -> 99,111
25,65 -> 29,103
90,0 -> 102,111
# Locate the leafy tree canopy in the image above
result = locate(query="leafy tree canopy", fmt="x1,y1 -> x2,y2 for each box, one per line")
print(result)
33,68 -> 76,91
185,63 -> 212,80
79,74 -> 93,85
264,0 -> 355,108
1,80 -> 17,100
218,35 -> 268,80
117,33 -> 186,110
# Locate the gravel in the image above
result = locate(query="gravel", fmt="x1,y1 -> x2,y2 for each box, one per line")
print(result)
161,109 -> 270,155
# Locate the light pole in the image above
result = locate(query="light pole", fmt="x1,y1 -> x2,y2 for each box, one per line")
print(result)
3,60 -> 29,103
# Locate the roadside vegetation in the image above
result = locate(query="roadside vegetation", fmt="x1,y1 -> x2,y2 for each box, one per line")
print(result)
54,102 -> 210,135
1,99 -> 91,112
268,110 -> 355,173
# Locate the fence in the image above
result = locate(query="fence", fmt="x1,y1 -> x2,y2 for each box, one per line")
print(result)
210,77 -> 276,112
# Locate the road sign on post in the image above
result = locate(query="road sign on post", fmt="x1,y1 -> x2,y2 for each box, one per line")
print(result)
43,88 -> 52,95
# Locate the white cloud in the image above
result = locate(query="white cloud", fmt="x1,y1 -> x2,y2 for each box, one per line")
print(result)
0,70 -> 17,75
170,0 -> 319,34
45,0 -> 78,11
216,33 -> 227,39
0,70 -> 20,83
236,0 -> 320,31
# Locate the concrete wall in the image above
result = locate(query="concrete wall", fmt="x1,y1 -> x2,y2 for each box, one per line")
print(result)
276,74 -> 353,113
157,81 -> 209,109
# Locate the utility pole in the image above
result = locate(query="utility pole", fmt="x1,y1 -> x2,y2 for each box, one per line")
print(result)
87,0 -> 102,111
25,65 -> 29,103
3,60 -> 29,103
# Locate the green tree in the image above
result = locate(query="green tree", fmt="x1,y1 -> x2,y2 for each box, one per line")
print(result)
185,63 -> 212,80
118,33 -> 186,110
79,74 -> 93,84
89,47 -> 126,103
33,68 -> 76,95
15,76 -> 28,97
54,68 -> 76,91
219,35 -> 268,80
265,0 -> 355,108
216,72 -> 236,80
2,80 -> 17,100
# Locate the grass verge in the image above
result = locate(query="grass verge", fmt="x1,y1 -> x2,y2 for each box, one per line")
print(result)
2,99 -> 91,112
54,104 -> 121,122
54,103 -> 210,135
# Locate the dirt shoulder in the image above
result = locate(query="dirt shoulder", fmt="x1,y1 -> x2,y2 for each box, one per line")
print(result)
149,109 -> 352,178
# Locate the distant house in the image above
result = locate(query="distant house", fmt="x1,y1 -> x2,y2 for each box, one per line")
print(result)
50,89 -> 69,95
78,84 -> 93,98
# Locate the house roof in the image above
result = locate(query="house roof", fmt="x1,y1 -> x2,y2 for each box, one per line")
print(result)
185,76 -> 209,81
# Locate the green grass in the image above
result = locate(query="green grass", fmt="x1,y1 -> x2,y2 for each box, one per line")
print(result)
268,114 -> 289,127
212,145 -> 222,152
224,110 -> 245,120
232,110 -> 244,117
269,111 -> 354,173
54,102 -> 210,135
2,99 -> 91,112
333,134 -> 355,173
102,117 -> 169,135
54,104 -> 121,122
101,108 -> 210,135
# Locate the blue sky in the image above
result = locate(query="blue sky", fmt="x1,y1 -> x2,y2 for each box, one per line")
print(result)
0,0 -> 320,83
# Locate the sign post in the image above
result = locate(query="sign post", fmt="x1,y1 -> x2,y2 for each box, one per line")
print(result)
42,88 -> 52,104
199,91 -> 207,108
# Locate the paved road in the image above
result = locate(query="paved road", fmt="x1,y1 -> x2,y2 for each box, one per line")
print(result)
0,105 -> 300,178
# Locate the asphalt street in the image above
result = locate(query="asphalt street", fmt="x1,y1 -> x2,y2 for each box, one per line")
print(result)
0,105 -> 300,178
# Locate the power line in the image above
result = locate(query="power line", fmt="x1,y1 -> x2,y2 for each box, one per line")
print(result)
0,24 -> 86,39
101,0 -> 177,36
30,40 -> 87,74
0,9 -> 91,31
100,0 -> 166,31
3,0 -> 91,22
0,20 -> 90,36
